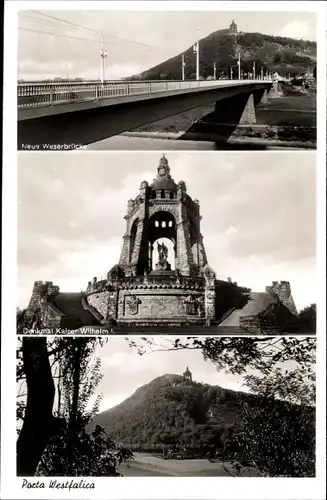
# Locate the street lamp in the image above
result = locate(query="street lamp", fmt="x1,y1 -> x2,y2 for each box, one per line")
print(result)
237,51 -> 241,79
100,36 -> 107,84
193,28 -> 200,80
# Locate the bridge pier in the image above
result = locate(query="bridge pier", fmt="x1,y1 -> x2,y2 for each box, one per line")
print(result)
181,87 -> 273,143
254,88 -> 270,105
268,81 -> 284,99
239,94 -> 256,124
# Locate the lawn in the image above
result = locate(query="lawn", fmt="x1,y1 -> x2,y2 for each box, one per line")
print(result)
118,453 -> 261,477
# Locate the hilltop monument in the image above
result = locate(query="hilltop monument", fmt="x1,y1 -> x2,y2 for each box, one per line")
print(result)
183,367 -> 193,383
25,155 -> 301,333
229,20 -> 238,35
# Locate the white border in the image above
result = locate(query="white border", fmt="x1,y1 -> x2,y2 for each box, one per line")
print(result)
2,1 -> 327,499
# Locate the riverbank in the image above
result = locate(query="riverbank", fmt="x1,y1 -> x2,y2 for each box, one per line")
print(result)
118,453 -> 260,477
88,132 -> 315,151
88,87 -> 315,150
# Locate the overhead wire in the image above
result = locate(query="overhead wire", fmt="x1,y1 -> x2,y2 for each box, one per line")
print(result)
30,10 -> 159,50
18,27 -> 108,44
19,12 -> 84,31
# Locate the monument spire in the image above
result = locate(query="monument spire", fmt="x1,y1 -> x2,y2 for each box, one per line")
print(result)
157,154 -> 171,178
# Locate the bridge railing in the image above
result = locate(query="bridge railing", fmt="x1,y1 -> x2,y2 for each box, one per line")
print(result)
17,79 -> 271,110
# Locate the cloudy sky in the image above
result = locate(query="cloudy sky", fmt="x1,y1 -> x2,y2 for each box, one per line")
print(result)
87,336 -> 308,412
16,336 -> 305,412
92,337 -> 249,411
17,152 -> 316,312
18,10 -> 317,80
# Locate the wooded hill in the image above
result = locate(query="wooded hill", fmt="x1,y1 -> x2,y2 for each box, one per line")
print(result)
131,32 -> 316,81
90,374 -> 314,456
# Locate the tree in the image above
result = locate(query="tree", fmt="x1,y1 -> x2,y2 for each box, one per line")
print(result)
298,304 -> 316,333
37,338 -> 132,476
17,336 -> 132,476
130,336 -> 316,476
16,337 -> 65,476
223,366 -> 315,477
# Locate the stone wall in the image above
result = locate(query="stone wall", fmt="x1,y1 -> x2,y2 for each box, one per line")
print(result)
239,315 -> 262,333
265,281 -> 298,316
117,288 -> 205,323
87,291 -> 110,319
26,281 -> 62,328
41,304 -> 62,328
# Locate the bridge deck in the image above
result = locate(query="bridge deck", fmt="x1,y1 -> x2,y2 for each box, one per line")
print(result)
18,79 -> 273,120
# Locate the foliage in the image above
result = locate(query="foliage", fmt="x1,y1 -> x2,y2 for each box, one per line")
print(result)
134,31 -> 316,80
298,304 -> 316,333
17,336 -> 132,476
37,423 -> 132,476
16,307 -> 42,335
36,337 -> 132,476
129,336 -> 316,375
123,336 -> 316,476
223,365 -> 315,477
91,374 -> 250,454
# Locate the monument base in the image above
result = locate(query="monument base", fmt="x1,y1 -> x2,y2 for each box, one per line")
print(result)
149,269 -> 175,276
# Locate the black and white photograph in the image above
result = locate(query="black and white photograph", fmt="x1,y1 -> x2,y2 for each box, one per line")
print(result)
1,1 -> 325,499
17,10 -> 317,151
16,335 -> 316,477
17,152 -> 316,335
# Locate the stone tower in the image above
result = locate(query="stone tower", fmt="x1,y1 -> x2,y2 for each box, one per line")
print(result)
265,281 -> 298,316
119,154 -> 208,277
85,155 -> 216,327
229,20 -> 238,35
183,367 -> 192,383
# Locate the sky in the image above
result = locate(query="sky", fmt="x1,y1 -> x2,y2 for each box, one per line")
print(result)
17,10 -> 317,81
87,336 -> 309,412
16,336 -> 306,413
91,337 -> 250,411
17,152 -> 316,312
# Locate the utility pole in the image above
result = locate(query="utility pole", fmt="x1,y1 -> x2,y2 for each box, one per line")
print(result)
182,54 -> 185,81
213,62 -> 216,80
100,36 -> 107,84
193,28 -> 200,80
237,51 -> 241,79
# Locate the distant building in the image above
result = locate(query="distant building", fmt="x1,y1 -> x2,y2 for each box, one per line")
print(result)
215,20 -> 239,37
183,367 -> 193,383
229,20 -> 238,35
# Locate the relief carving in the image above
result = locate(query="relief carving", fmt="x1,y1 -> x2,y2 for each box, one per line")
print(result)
125,295 -> 142,315
184,295 -> 197,315
183,295 -> 205,316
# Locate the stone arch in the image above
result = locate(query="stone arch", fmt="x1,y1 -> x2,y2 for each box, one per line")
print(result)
148,211 -> 177,245
148,211 -> 177,271
129,218 -> 139,262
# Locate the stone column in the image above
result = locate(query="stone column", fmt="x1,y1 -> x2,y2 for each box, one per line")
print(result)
176,220 -> 194,275
130,221 -> 145,264
119,233 -> 131,267
107,289 -> 119,321
204,266 -> 216,325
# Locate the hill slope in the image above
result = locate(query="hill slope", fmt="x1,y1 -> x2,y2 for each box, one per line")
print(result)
90,374 -> 266,452
132,31 -> 316,80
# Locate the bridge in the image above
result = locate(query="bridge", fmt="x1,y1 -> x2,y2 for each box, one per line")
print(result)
18,79 -> 284,149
